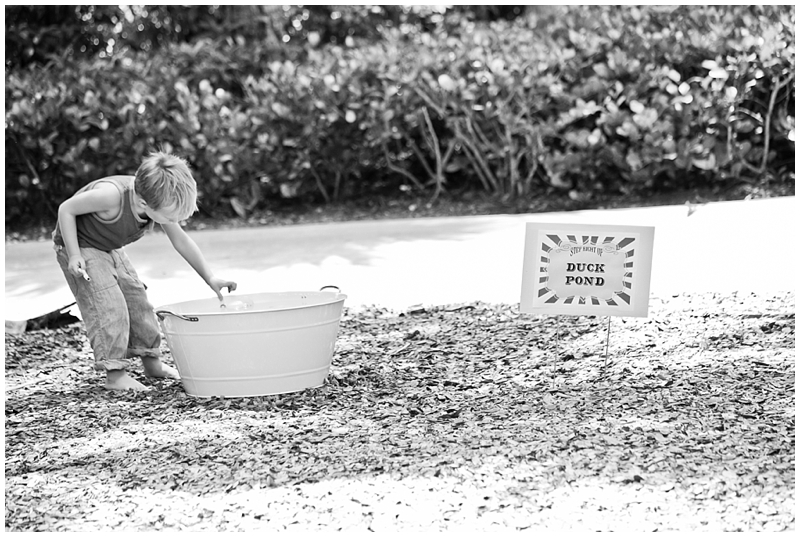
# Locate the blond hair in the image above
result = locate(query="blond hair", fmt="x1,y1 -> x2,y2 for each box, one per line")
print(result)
134,152 -> 198,220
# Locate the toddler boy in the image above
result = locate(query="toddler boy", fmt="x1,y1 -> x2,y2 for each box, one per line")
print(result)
53,151 -> 237,391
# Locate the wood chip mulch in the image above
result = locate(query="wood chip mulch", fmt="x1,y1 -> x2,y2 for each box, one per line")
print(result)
4,292 -> 795,531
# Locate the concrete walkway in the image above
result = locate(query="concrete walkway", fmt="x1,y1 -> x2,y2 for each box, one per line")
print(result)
4,196 -> 796,323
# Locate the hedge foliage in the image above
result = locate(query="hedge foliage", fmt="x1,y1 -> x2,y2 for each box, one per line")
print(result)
5,5 -> 795,227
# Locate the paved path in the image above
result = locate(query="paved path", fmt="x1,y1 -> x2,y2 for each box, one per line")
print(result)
4,197 -> 796,322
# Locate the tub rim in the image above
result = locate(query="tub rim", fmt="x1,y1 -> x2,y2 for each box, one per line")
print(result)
155,288 -> 347,320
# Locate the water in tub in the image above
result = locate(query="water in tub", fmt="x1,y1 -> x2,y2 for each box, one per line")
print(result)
220,299 -> 254,311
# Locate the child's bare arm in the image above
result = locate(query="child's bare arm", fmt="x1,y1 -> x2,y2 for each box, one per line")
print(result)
162,223 -> 237,300
58,184 -> 121,276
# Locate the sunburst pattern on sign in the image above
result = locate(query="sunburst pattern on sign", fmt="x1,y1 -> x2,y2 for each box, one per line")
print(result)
536,233 -> 638,309
521,223 -> 654,317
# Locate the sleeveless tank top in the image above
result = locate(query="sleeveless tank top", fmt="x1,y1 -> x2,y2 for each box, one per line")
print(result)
53,176 -> 154,252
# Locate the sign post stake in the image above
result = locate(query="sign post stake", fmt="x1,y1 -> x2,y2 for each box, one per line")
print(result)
520,222 -> 655,376
552,316 -> 561,389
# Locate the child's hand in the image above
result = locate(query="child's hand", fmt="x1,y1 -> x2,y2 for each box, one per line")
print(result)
208,277 -> 237,301
68,255 -> 88,279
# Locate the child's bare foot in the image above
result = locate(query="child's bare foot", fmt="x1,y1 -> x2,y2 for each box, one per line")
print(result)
106,370 -> 150,391
141,357 -> 181,379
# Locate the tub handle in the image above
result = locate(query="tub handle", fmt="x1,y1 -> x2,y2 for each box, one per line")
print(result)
320,285 -> 341,293
155,310 -> 199,322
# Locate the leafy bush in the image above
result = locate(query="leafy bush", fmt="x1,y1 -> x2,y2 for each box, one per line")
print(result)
4,5 -> 519,69
5,5 -> 794,228
395,5 -> 795,199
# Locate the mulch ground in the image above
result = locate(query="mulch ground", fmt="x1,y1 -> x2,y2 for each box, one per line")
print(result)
4,292 -> 795,531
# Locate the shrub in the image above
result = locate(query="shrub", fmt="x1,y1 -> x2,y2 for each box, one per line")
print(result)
391,5 -> 795,199
5,5 -> 794,229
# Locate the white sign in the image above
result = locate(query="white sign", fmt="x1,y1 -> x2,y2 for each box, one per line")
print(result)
520,223 -> 655,317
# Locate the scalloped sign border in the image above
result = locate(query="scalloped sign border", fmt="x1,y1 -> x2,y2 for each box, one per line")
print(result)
520,222 -> 655,317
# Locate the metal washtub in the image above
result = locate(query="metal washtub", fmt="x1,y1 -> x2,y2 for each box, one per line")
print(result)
155,288 -> 346,397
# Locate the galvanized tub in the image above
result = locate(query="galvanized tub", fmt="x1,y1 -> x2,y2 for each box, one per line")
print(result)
155,288 -> 346,397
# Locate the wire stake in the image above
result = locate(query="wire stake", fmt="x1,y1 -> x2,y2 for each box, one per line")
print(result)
552,316 -> 561,389
604,316 -> 612,368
